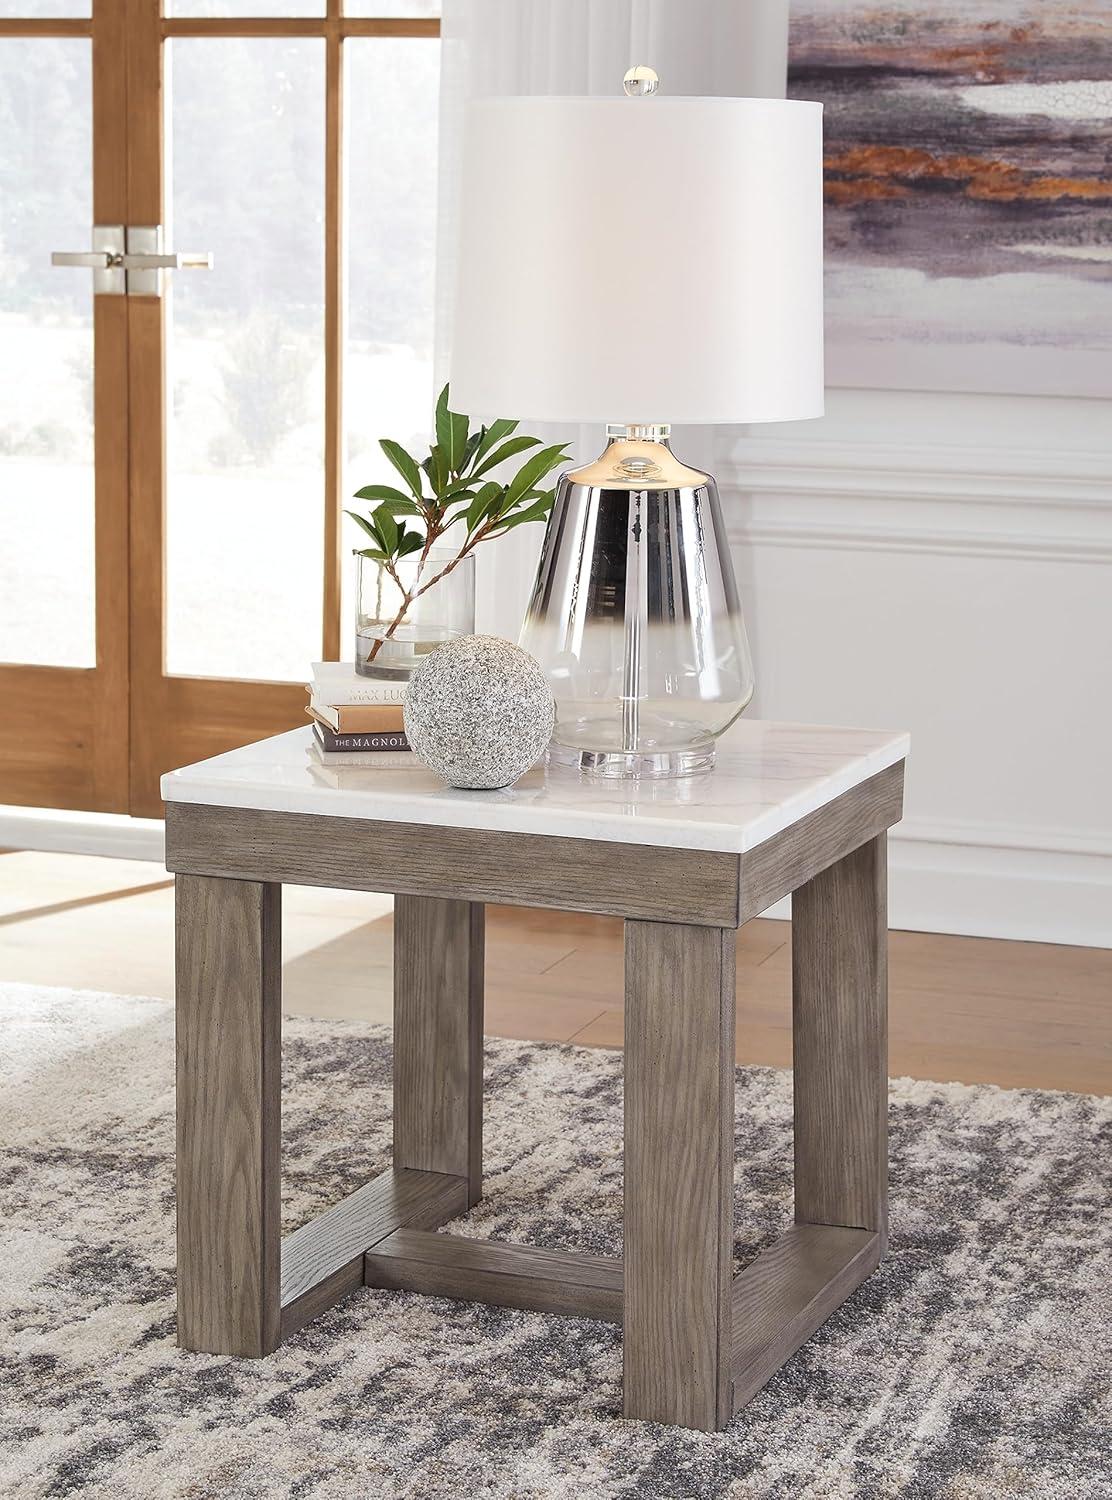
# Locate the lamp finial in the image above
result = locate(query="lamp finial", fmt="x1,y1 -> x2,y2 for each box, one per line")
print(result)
622,65 -> 659,98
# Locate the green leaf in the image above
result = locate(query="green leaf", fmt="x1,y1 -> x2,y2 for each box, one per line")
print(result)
501,443 -> 571,511
375,510 -> 399,555
374,496 -> 423,517
470,434 -> 542,480
461,429 -> 483,471
438,490 -> 482,528
345,509 -> 383,542
434,384 -> 451,457
471,417 -> 518,468
440,483 -> 479,505
438,510 -> 470,530
353,547 -> 388,561
352,483 -> 414,506
465,481 -> 504,534
450,411 -> 469,469
434,384 -> 470,475
379,438 -> 424,500
504,492 -> 555,522
425,443 -> 448,498
489,497 -> 554,533
397,531 -> 424,556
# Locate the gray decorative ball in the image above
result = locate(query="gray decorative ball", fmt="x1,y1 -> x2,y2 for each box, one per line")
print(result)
404,634 -> 555,790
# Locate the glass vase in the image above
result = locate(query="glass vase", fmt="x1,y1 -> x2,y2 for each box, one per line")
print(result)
355,549 -> 475,679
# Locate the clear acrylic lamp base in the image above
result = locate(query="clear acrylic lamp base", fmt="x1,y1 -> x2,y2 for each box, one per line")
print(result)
548,738 -> 718,779
520,426 -> 754,780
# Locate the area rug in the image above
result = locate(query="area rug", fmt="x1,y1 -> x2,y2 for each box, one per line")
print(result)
0,982 -> 1109,1500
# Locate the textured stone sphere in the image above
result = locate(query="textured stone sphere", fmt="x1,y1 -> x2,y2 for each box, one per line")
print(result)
404,634 -> 556,790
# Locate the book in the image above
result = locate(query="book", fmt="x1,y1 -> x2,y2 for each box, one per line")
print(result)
307,695 -> 406,733
308,748 -> 415,777
312,721 -> 410,755
310,661 -> 408,708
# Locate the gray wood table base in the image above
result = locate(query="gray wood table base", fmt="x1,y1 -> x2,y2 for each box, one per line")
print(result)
172,767 -> 902,1431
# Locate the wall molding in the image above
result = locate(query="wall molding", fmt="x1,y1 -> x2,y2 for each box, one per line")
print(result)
721,437 -> 1112,566
719,437 -> 1111,511
726,519 -> 1112,565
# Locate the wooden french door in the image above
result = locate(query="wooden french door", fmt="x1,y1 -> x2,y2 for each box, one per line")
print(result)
0,0 -> 439,817
0,2 -> 128,812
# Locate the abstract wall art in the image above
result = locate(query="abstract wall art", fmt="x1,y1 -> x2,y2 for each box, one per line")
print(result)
788,1 -> 1112,396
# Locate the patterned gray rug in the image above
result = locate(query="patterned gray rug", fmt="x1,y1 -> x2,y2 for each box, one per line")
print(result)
0,982 -> 1109,1500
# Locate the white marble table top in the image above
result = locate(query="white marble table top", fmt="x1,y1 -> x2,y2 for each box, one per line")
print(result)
161,720 -> 909,855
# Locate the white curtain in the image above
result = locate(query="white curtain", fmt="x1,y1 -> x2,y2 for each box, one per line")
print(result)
435,0 -> 790,640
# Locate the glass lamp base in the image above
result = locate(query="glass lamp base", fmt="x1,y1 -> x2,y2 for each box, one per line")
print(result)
548,741 -> 716,779
521,427 -> 756,782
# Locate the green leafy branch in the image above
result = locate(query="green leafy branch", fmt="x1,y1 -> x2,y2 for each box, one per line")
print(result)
346,385 -> 571,661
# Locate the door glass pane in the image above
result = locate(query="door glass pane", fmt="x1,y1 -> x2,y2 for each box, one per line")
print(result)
343,2 -> 438,14
0,39 -> 94,668
166,1 -> 322,16
0,2 -> 90,16
165,39 -> 325,681
342,36 -> 439,659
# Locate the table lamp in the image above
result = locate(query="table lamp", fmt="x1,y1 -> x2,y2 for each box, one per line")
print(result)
450,70 -> 824,777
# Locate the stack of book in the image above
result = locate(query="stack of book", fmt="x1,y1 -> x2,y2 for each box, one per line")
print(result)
307,661 -> 410,756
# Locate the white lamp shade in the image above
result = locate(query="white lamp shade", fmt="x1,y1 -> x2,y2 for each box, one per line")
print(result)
449,95 -> 824,427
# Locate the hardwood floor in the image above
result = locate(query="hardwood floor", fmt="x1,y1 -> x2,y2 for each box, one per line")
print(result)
1,850 -> 1109,1094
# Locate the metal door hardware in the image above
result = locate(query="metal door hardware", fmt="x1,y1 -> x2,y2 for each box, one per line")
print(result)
52,225 -> 213,296
122,225 -> 213,296
51,224 -> 126,295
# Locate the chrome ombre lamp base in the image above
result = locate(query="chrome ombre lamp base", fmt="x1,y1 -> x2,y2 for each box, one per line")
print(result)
520,425 -> 755,780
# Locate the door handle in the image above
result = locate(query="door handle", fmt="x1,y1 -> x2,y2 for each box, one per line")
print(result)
50,225 -> 214,295
123,227 -> 214,294
52,250 -> 121,269
122,250 -> 214,272
50,225 -> 126,294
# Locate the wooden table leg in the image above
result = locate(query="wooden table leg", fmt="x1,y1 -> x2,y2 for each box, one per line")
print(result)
393,895 -> 485,1208
176,874 -> 282,1356
623,920 -> 736,1430
792,832 -> 888,1246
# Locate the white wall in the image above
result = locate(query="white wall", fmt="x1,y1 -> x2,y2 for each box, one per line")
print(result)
480,388 -> 1112,948
730,387 -> 1112,947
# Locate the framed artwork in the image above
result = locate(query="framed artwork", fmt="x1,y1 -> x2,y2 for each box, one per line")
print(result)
788,1 -> 1112,397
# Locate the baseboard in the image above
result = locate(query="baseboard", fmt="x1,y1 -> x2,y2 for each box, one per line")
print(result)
890,830 -> 1111,947
759,828 -> 1112,948
0,805 -> 165,863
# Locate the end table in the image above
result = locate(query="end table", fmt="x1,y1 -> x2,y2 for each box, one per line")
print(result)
163,719 -> 907,1431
